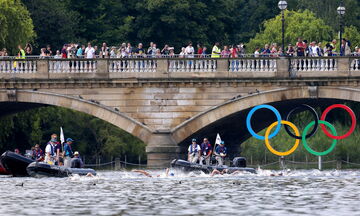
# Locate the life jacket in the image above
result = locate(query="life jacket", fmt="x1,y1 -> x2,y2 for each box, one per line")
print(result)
46,142 -> 55,156
211,46 -> 220,58
189,144 -> 199,154
33,149 -> 43,159
201,142 -> 212,156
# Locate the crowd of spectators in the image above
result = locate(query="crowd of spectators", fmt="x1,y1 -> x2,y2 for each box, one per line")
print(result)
1,38 -> 360,59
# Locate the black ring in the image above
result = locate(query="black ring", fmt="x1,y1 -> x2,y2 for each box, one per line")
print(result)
284,104 -> 319,139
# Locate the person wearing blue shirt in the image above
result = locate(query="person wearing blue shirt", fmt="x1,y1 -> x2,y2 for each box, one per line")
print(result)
215,141 -> 227,166
200,138 -> 212,165
63,138 -> 74,168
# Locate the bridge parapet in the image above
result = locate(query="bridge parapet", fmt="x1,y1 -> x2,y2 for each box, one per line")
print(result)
0,57 -> 359,79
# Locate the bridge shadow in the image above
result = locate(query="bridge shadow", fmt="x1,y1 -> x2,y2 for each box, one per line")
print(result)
177,98 -> 347,158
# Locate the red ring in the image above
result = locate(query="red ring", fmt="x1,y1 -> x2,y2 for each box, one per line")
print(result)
320,104 -> 356,140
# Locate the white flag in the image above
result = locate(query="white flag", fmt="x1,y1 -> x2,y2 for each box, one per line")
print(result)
60,127 -> 65,144
215,133 -> 222,145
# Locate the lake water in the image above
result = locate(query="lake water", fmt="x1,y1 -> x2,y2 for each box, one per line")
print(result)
0,169 -> 359,215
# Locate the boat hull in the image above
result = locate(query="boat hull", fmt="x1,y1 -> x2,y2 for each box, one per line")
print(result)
0,151 -> 34,177
0,161 -> 11,175
170,159 -> 256,174
27,162 -> 96,178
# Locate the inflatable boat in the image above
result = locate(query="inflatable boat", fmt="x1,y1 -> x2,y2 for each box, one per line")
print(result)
170,158 -> 256,174
0,151 -> 34,176
27,162 -> 96,178
0,161 -> 11,175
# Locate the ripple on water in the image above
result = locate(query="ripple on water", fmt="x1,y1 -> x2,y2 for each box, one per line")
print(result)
0,169 -> 359,215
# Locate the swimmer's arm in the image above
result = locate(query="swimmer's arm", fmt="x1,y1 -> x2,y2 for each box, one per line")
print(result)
132,169 -> 152,178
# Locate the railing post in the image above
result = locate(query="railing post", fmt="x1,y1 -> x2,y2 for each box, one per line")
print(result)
37,59 -> 49,79
276,57 -> 289,78
155,59 -> 169,77
216,58 -> 229,77
115,157 -> 120,170
96,59 -> 109,78
338,57 -> 350,76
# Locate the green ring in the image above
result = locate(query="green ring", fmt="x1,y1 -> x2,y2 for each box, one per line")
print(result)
302,120 -> 337,156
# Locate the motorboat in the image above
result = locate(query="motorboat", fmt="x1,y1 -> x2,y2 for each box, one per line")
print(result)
170,157 -> 256,174
0,151 -> 34,177
27,161 -> 96,178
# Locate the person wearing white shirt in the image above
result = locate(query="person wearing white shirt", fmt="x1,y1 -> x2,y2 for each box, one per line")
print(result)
185,42 -> 195,58
188,138 -> 201,163
85,43 -> 95,59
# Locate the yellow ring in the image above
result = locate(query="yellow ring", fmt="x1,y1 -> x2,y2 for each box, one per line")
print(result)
265,120 -> 300,156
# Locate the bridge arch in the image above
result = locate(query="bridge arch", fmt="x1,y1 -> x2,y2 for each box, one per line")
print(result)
0,89 -> 154,143
171,86 -> 360,145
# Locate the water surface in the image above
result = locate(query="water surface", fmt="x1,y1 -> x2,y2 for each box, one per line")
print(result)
0,169 -> 359,215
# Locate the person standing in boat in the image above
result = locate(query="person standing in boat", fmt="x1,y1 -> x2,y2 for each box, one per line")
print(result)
200,138 -> 212,165
32,144 -> 44,161
44,134 -> 59,164
214,141 -> 227,166
63,138 -> 74,168
188,138 -> 201,163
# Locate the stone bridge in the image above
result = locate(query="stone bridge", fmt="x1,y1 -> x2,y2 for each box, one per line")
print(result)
0,56 -> 360,166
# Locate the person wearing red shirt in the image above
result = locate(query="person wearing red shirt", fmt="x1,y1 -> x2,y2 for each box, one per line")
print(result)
296,37 -> 306,56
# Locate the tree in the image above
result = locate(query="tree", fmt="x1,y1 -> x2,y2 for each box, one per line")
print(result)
287,0 -> 360,32
22,0 -> 80,52
247,10 -> 334,53
344,26 -> 360,49
0,0 -> 35,54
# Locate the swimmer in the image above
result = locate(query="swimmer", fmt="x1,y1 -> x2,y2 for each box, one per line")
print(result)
270,172 -> 283,177
132,169 -> 153,177
210,169 -> 244,177
86,173 -> 95,177
132,168 -> 175,178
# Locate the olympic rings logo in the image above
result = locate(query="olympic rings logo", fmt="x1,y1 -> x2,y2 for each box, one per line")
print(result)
246,104 -> 357,157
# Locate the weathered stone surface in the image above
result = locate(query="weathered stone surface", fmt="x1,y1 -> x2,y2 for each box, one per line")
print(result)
1,59 -> 360,166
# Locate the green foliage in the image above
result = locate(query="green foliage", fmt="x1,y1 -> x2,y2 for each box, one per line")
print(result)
241,103 -> 360,164
0,0 -> 35,54
287,0 -> 360,31
22,0 -> 80,51
17,0 -> 360,53
247,10 -> 334,52
344,26 -> 360,49
0,106 -> 146,163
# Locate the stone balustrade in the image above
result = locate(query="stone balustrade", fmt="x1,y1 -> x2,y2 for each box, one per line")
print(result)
229,58 -> 277,72
0,57 -> 358,79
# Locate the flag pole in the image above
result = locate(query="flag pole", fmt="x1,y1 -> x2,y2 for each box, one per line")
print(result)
60,127 -> 65,152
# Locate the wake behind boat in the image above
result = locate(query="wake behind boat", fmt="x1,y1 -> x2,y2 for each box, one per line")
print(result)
170,158 -> 256,174
27,161 -> 96,178
0,151 -> 34,177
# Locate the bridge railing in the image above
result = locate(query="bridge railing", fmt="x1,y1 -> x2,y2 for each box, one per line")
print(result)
0,56 -> 359,79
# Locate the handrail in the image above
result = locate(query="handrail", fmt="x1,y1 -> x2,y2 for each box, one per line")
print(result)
0,56 -> 359,78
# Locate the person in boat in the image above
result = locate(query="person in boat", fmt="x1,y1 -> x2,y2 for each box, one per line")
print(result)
14,148 -> 21,155
188,138 -> 201,163
71,151 -> 84,168
63,138 -> 74,168
32,144 -> 44,161
214,141 -> 227,166
45,134 -> 59,164
200,137 -> 212,165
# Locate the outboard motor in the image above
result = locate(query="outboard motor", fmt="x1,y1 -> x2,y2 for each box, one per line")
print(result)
71,158 -> 82,168
233,157 -> 247,167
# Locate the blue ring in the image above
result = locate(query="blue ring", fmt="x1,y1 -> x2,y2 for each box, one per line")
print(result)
246,105 -> 282,140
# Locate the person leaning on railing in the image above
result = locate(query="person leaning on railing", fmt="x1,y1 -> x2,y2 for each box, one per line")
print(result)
211,42 -> 221,58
